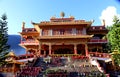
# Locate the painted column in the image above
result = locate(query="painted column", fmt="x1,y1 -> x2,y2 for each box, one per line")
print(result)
39,42 -> 42,56
49,29 -> 53,36
12,63 -> 15,74
40,29 -> 42,36
74,44 -> 77,54
82,27 -> 86,34
44,50 -> 46,56
85,43 -> 89,56
35,49 -> 37,56
49,43 -> 52,55
72,28 -> 76,35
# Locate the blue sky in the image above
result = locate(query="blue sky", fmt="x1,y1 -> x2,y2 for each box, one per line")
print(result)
0,0 -> 120,34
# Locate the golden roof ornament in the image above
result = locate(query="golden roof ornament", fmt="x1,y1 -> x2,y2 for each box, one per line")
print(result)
22,22 -> 25,30
7,51 -> 16,57
69,15 -> 74,18
91,19 -> 94,23
51,15 -> 56,19
102,19 -> 105,26
60,12 -> 65,18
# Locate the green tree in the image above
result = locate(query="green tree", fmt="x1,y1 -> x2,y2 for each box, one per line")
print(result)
111,51 -> 120,66
0,14 -> 10,66
107,16 -> 120,52
107,15 -> 120,67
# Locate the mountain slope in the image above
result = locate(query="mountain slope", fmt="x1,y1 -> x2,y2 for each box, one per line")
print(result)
7,35 -> 25,56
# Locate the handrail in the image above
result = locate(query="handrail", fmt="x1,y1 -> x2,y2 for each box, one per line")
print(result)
20,40 -> 39,45
89,52 -> 111,58
88,39 -> 108,43
0,67 -> 14,72
16,54 -> 34,60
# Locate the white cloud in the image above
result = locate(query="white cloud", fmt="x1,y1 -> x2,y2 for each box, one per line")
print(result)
99,6 -> 120,26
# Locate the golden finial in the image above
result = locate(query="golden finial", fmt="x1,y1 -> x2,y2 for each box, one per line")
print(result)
91,19 -> 94,23
7,51 -> 16,57
51,15 -> 56,19
69,15 -> 74,18
22,22 -> 25,30
60,12 -> 65,18
102,19 -> 105,26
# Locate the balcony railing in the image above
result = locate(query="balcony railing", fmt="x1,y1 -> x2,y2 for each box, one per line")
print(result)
16,54 -> 34,60
88,39 -> 108,43
16,54 -> 34,62
20,40 -> 39,45
0,67 -> 18,73
89,52 -> 111,58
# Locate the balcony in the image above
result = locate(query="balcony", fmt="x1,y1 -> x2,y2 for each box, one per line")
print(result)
89,52 -> 112,62
22,28 -> 37,32
20,40 -> 39,45
16,54 -> 34,62
88,39 -> 108,43
39,35 -> 93,40
89,52 -> 111,58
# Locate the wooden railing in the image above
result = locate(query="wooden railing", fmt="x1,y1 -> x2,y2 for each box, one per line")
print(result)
47,74 -> 68,77
88,39 -> 108,43
0,67 -> 17,73
16,54 -> 34,60
40,20 -> 90,25
17,67 -> 41,77
50,54 -> 80,57
89,52 -> 111,58
20,40 -> 39,45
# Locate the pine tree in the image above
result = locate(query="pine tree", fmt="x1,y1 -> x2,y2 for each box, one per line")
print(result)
0,14 -> 10,66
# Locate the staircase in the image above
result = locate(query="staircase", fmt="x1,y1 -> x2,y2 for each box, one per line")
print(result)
90,58 -> 105,73
47,56 -> 105,77
17,57 -> 48,77
17,67 -> 41,77
33,57 -> 47,71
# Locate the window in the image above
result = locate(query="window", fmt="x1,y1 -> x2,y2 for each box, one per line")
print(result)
64,29 -> 72,35
76,29 -> 82,35
42,29 -> 49,36
53,29 -> 60,35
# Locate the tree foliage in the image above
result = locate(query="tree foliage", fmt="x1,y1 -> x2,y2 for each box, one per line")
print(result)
0,14 -> 10,66
112,51 -> 120,66
107,16 -> 120,66
107,16 -> 120,52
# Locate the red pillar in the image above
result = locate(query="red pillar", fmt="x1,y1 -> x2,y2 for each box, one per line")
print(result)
49,44 -> 52,55
85,43 -> 89,56
74,44 -> 77,54
39,42 -> 42,56
44,50 -> 46,56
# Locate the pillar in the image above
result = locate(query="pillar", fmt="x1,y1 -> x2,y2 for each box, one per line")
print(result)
49,43 -> 52,55
12,63 -> 15,74
44,50 -> 46,56
49,29 -> 53,36
25,49 -> 29,58
40,29 -> 42,36
72,28 -> 76,35
39,42 -> 42,56
85,43 -> 89,56
35,49 -> 37,54
74,44 -> 77,54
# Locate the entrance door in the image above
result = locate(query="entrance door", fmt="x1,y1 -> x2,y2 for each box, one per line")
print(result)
54,48 -> 73,54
